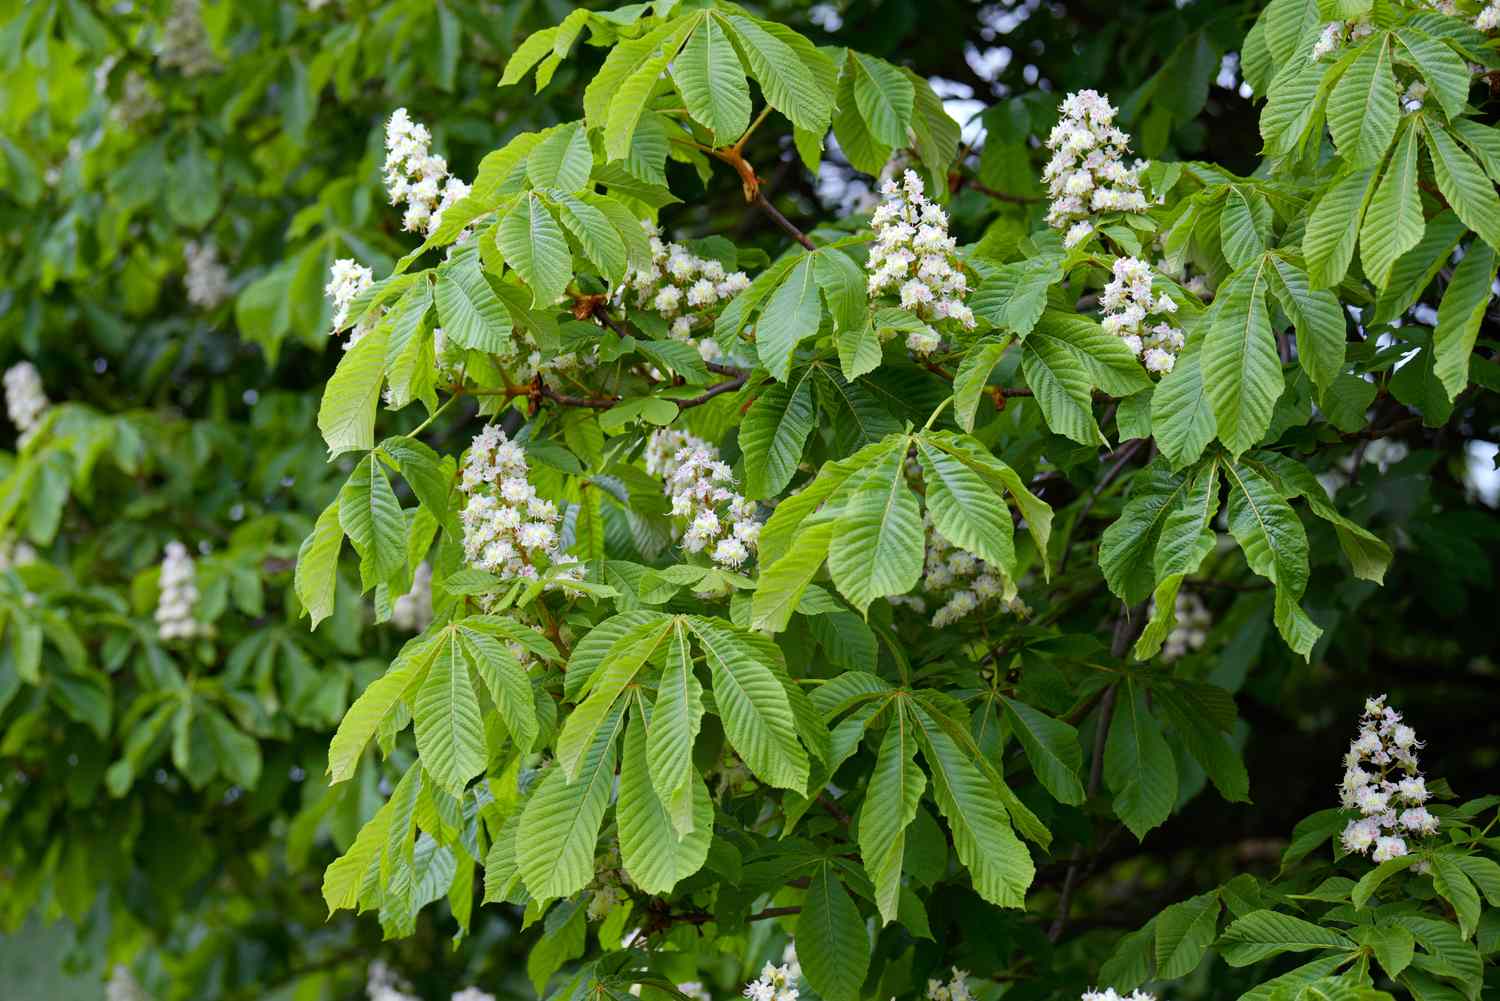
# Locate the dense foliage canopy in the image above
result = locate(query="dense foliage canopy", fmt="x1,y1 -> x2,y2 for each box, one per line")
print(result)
2,2 -> 1500,1001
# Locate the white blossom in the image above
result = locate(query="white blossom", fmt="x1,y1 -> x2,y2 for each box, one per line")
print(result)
384,108 -> 473,240
111,72 -> 162,125
156,541 -> 207,641
0,537 -> 36,571
614,222 -> 749,362
866,170 -> 974,349
1478,3 -> 1500,31
4,362 -> 49,437
677,983 -> 713,1001
158,0 -> 219,76
107,964 -> 151,1001
451,989 -> 496,1001
910,514 -> 1025,627
1100,257 -> 1185,375
324,258 -> 375,348
650,430 -> 759,571
1162,590 -> 1211,661
927,968 -> 974,1001
1337,695 -> 1438,862
366,962 -> 419,1001
459,427 -> 581,587
1043,91 -> 1148,241
184,240 -> 230,309
743,955 -> 799,1001
1082,989 -> 1157,1001
391,561 -> 433,631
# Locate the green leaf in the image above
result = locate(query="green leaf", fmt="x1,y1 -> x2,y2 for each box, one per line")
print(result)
1360,124 -> 1425,290
1156,892 -> 1221,978
317,323 -> 389,458
517,701 -> 624,900
1224,458 -> 1319,657
1000,697 -> 1084,805
674,15 -> 752,144
756,254 -> 821,382
1021,329 -> 1103,446
742,369 -> 817,499
1371,210 -> 1468,325
1152,332 -> 1217,468
797,863 -> 872,1001
1430,855 -> 1481,941
1304,167 -> 1377,289
1267,257 -> 1346,396
497,192 -> 572,308
953,337 -> 1012,432
826,445 -> 925,613
904,69 -> 961,186
1432,241 -> 1497,401
916,438 -> 1016,577
435,256 -> 514,353
909,699 -> 1034,908
553,192 -> 628,285
295,499 -> 343,628
922,432 -> 1051,572
832,68 -> 892,175
1033,310 -> 1153,396
1218,909 -> 1355,966
646,622 -> 704,836
1425,123 -> 1500,253
1104,681 -> 1178,840
725,15 -> 834,133
338,455 -> 407,590
1100,462 -> 1194,603
1222,187 -> 1269,269
460,628 -> 539,754
413,635 -> 487,797
861,706 -> 925,924
617,712 -> 711,894
327,634 -> 438,783
1354,923 -> 1415,980
1394,28 -> 1470,121
557,618 -> 671,779
752,521 -> 835,634
1153,681 -> 1250,803
1328,36 -> 1398,167
849,51 -> 914,147
1203,260 -> 1282,457
687,616 -> 809,792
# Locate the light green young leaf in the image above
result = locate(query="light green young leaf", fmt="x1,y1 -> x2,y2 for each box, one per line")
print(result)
742,368 -> 818,499
826,445 -> 925,613
1303,167 -> 1377,289
317,322 -> 389,458
725,15 -> 834,133
295,499 -> 343,628
1217,909 -> 1354,966
1203,259 -> 1283,457
1424,122 -> 1500,252
757,254 -> 821,381
1224,458 -> 1320,658
1394,28 -> 1470,121
646,622 -> 704,836
673,14 -> 752,144
526,121 -> 593,192
1268,256 -> 1346,396
751,521 -> 835,634
1432,240 -> 1497,401
338,454 -> 407,590
1359,123 -> 1425,290
849,51 -> 914,148
517,701 -> 625,901
553,192 -> 628,285
618,712 -> 711,894
497,192 -> 572,308
915,438 -> 1016,577
413,635 -> 487,797
953,336 -> 1013,432
1152,331 -> 1218,468
435,256 -> 514,353
326,634 -> 438,784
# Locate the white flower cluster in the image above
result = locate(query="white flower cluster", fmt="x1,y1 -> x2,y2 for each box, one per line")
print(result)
644,428 -> 709,478
156,541 -> 206,642
917,515 -> 1018,627
158,0 -> 218,76
650,430 -> 760,570
743,944 -> 802,1001
677,984 -> 713,1001
325,258 -> 376,349
1162,591 -> 1211,661
616,223 -> 751,362
866,169 -> 975,349
4,362 -> 49,437
1101,257 -> 1184,375
107,964 -> 150,1001
384,108 -> 471,238
1044,91 -> 1149,249
391,561 -> 433,631
450,990 -> 496,1001
1478,3 -> 1500,31
184,240 -> 230,309
459,426 -> 581,585
111,72 -> 162,126
1311,19 -> 1375,61
926,968 -> 975,1001
1082,989 -> 1156,1001
1339,695 -> 1439,862
0,537 -> 37,571
367,963 -> 418,1001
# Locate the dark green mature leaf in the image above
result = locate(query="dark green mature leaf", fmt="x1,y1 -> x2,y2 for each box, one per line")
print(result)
1432,241 -> 1497,401
1104,681 -> 1178,840
1218,909 -> 1355,966
1328,35 -> 1398,167
861,709 -> 924,924
916,439 -> 1016,578
826,445 -> 925,613
1268,256 -> 1345,396
798,863 -> 872,1001
1156,892 -> 1221,978
1224,459 -> 1319,657
1424,122 -> 1500,252
1203,259 -> 1282,457
741,369 -> 817,499
1000,697 -> 1084,805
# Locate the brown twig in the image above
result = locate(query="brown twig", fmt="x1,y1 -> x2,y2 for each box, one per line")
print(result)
955,174 -> 1044,205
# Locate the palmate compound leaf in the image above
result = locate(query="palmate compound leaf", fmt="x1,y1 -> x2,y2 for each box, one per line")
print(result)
617,708 -> 712,894
497,191 -> 573,308
518,699 -> 626,901
326,631 -> 441,783
859,701 -> 925,924
915,437 -> 1016,577
999,696 -> 1085,806
556,616 -> 673,781
908,696 -> 1034,908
